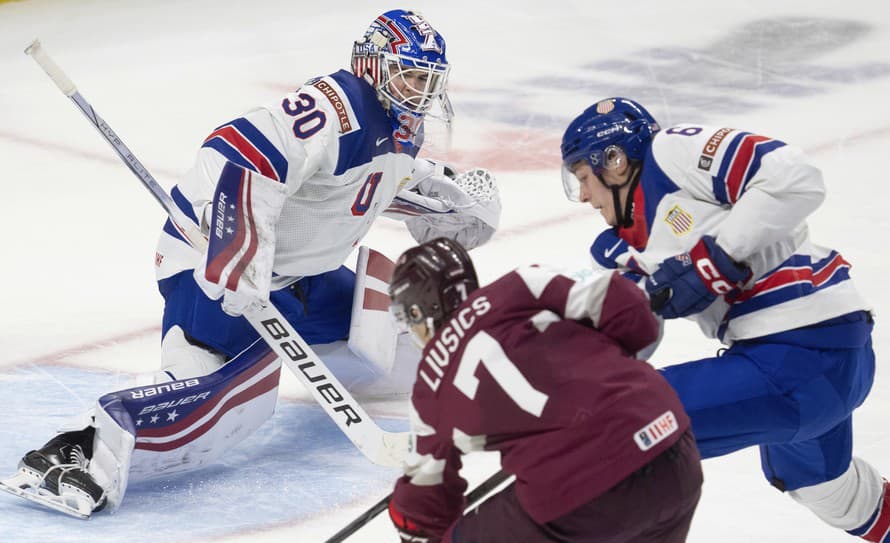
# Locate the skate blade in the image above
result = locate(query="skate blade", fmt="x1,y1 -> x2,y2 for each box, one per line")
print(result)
0,470 -> 92,520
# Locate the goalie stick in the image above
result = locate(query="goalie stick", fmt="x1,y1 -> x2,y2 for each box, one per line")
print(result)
24,39 -> 408,469
325,470 -> 513,543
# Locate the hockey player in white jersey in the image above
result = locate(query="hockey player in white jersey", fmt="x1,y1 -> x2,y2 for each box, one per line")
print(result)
1,9 -> 500,519
560,97 -> 889,542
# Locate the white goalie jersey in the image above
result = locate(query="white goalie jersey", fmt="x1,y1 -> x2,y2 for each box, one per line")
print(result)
155,69 -> 500,289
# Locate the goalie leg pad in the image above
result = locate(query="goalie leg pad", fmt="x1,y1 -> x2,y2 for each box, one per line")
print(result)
348,246 -> 399,374
93,339 -> 281,503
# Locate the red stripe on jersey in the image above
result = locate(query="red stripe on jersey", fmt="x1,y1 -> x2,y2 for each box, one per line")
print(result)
204,125 -> 280,181
734,254 -> 850,303
864,487 -> 890,542
725,135 -> 769,203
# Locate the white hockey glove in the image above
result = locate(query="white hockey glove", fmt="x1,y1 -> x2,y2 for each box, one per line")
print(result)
400,166 -> 501,250
194,162 -> 287,316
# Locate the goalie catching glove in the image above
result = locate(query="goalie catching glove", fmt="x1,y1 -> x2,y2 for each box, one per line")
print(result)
194,161 -> 287,316
645,235 -> 752,319
397,160 -> 501,250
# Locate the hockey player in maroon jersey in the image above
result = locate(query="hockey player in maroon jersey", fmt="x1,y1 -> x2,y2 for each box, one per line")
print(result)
385,237 -> 703,543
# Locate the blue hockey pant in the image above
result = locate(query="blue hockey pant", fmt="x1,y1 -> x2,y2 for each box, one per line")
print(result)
157,267 -> 355,359
661,311 -> 875,491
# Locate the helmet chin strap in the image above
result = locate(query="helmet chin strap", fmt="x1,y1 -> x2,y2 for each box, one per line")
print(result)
619,163 -> 642,228
597,162 -> 641,228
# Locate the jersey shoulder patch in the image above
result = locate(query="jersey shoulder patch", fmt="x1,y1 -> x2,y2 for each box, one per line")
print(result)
298,73 -> 361,136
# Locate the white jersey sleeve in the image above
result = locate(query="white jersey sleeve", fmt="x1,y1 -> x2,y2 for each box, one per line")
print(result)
636,124 -> 869,342
651,125 -> 825,261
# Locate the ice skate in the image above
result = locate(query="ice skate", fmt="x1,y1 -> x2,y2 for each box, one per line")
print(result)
0,429 -> 107,519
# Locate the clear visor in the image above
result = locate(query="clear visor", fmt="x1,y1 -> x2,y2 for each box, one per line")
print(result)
560,145 -> 626,202
561,164 -> 582,202
380,52 -> 450,116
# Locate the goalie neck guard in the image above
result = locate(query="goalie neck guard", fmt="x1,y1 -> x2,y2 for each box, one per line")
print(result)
389,238 -> 478,334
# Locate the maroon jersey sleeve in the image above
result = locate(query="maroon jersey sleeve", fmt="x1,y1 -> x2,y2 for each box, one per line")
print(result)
514,265 -> 659,353
390,394 -> 468,536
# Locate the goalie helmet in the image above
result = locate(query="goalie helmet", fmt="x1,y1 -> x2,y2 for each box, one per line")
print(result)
389,238 -> 478,334
351,9 -> 452,123
560,98 -> 660,202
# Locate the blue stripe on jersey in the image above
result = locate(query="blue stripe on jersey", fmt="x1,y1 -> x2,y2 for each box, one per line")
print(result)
202,118 -> 288,182
202,137 -> 261,175
227,118 -> 288,181
640,147 -> 681,235
722,252 -> 852,327
327,70 -> 398,176
848,506 -> 880,537
172,185 -> 198,223
162,186 -> 200,244
711,131 -> 749,205
742,139 -> 786,189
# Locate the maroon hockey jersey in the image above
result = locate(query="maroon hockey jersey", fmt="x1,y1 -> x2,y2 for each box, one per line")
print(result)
390,266 -> 691,533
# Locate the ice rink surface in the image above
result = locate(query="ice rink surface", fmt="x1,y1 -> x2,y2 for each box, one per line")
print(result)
1,0 -> 890,541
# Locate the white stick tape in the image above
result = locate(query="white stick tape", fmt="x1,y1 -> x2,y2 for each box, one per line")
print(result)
25,39 -> 78,96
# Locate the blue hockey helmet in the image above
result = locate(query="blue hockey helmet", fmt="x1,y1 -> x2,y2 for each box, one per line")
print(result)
560,98 -> 660,201
352,9 -> 452,122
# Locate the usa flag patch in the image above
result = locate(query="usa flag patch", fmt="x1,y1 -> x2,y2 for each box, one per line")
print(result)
664,205 -> 693,235
634,411 -> 679,451
596,99 -> 615,114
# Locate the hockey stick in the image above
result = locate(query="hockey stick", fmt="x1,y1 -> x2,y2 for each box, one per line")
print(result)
25,39 -> 408,468
325,469 -> 513,543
